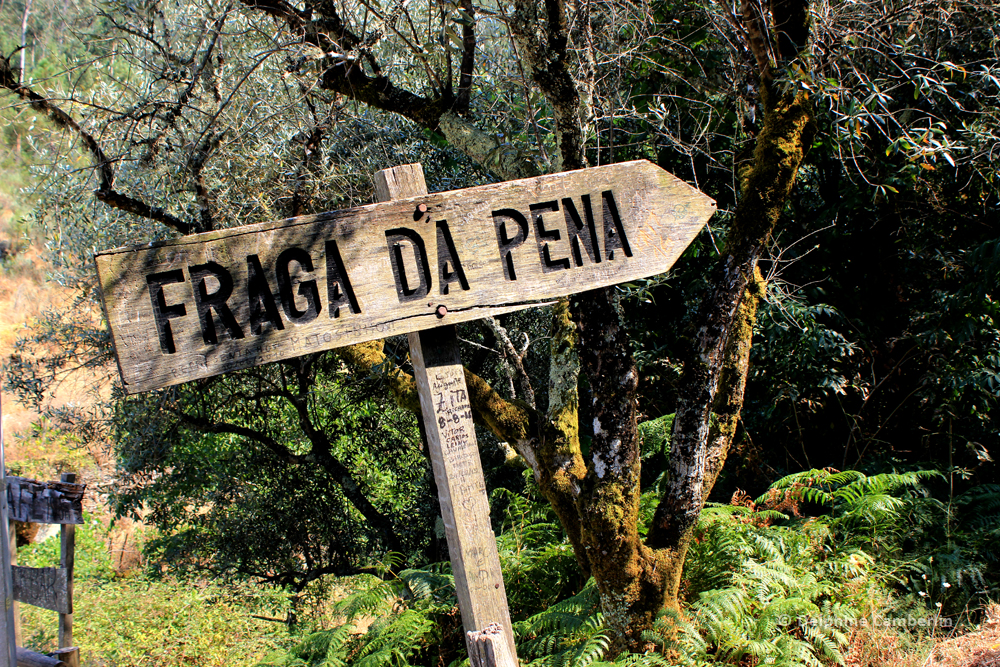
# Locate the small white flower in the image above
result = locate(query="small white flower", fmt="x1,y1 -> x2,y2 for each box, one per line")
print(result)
922,574 -> 928,580
942,582 -> 951,588
919,591 -> 927,597
936,602 -> 943,608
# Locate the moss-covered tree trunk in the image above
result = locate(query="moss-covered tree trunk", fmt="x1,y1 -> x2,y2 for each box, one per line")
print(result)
506,0 -> 815,650
646,0 -> 815,616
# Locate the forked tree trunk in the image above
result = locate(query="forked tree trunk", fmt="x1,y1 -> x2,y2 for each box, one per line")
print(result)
534,0 -> 814,649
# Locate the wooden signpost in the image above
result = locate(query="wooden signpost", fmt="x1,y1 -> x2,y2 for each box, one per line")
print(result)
374,164 -> 520,662
95,160 -> 714,394
93,160 -> 716,664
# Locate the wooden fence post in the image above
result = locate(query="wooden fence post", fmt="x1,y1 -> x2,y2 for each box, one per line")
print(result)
9,519 -> 20,646
57,474 -> 77,667
373,164 -> 519,663
1,394 -> 17,667
14,648 -> 67,667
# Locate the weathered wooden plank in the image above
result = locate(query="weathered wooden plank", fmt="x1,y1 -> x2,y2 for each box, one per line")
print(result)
409,326 -> 519,661
467,623 -> 518,667
376,164 -> 519,663
9,520 -> 21,646
48,651 -> 77,667
96,160 -> 715,393
11,566 -> 69,614
14,648 -> 66,667
6,478 -> 85,525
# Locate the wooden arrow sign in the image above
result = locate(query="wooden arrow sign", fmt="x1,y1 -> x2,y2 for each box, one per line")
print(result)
96,160 -> 715,393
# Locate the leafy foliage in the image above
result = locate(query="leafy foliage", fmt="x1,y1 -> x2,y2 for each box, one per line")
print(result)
266,466 -> 992,667
257,565 -> 461,667
111,359 -> 436,592
494,480 -> 584,619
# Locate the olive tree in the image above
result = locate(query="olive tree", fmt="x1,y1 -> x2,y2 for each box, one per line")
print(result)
6,0 -> 996,652
0,0 -> 811,649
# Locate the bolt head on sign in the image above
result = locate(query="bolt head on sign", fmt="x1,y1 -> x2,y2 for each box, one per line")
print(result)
95,160 -> 716,393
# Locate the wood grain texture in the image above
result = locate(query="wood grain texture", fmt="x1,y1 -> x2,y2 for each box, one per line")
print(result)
373,163 -> 429,201
96,160 -> 715,393
467,623 -> 518,667
14,648 -> 66,667
11,567 -> 69,614
6,478 -> 85,525
59,474 -> 75,652
47,651 -> 76,667
48,651 -> 77,667
409,325 -> 519,662
9,521 -> 21,646
2,396 -> 17,667
375,165 -> 519,663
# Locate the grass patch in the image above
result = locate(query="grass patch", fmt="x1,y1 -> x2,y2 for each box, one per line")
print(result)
16,517 -> 294,666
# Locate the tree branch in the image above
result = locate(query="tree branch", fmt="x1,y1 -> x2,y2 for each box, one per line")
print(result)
234,1 -> 541,181
171,408 -> 308,465
510,0 -> 588,170
484,315 -> 535,408
173,393 -> 404,553
455,0 -> 476,115
289,95 -> 326,217
1,53 -> 196,235
648,70 -> 814,552
538,298 -> 588,574
188,132 -> 223,232
701,268 -> 765,505
138,6 -> 231,166
742,0 -> 775,83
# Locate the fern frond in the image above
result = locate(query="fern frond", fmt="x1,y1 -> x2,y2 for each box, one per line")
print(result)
352,608 -> 435,667
516,581 -> 601,639
333,577 -> 398,622
398,567 -> 456,609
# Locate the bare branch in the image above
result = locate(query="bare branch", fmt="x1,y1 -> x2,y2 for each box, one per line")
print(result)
485,316 -> 536,409
455,0 -> 476,115
1,53 -> 196,234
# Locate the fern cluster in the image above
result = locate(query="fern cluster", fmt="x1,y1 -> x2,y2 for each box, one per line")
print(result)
261,467 -> 998,667
516,582 -> 605,665
677,506 -> 863,666
761,468 -> 1000,616
257,565 -> 460,667
494,482 -> 584,619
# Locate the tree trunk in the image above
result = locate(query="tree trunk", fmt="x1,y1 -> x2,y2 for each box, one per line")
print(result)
647,0 -> 815,617
20,0 -> 32,85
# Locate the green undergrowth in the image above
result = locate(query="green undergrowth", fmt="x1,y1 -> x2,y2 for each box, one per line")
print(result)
259,467 -> 999,667
16,516 -> 292,666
